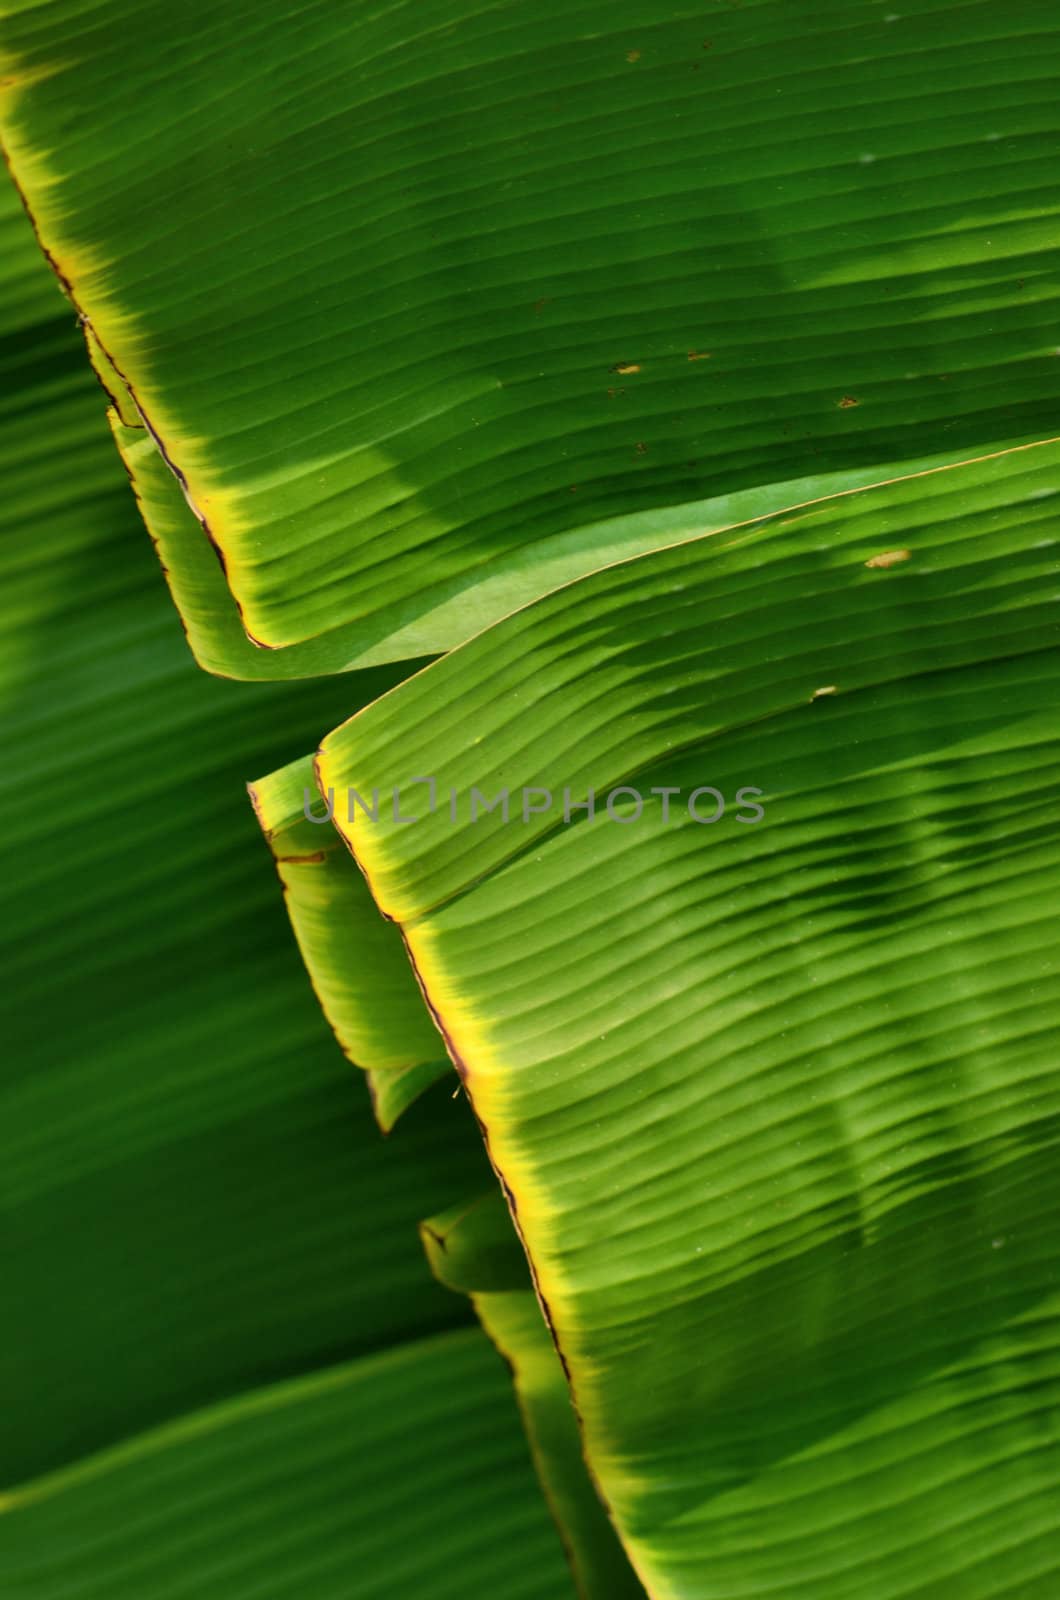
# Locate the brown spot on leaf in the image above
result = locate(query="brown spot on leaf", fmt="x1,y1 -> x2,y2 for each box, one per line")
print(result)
837,395 -> 860,409
626,48 -> 641,62
610,361 -> 641,375
866,548 -> 911,569
688,350 -> 712,361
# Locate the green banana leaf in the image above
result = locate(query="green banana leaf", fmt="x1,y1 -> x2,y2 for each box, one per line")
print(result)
299,436 -> 1060,1597
2,1 -> 1058,666
0,174 -> 576,1595
248,752 -> 450,1128
110,411 -> 413,680
1,1331 -> 573,1600
5,1 -> 1060,1595
423,1189 -> 647,1600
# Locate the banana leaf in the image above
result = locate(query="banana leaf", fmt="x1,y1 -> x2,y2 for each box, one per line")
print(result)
302,437 -> 1060,1597
1,1331 -> 573,1600
248,752 -> 450,1128
2,0 -> 1058,666
423,1189 -> 647,1600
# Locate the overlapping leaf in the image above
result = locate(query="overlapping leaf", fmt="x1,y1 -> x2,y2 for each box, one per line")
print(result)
423,1189 -> 646,1600
5,2 -> 1060,1593
248,752 -> 449,1128
301,440 -> 1060,1597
